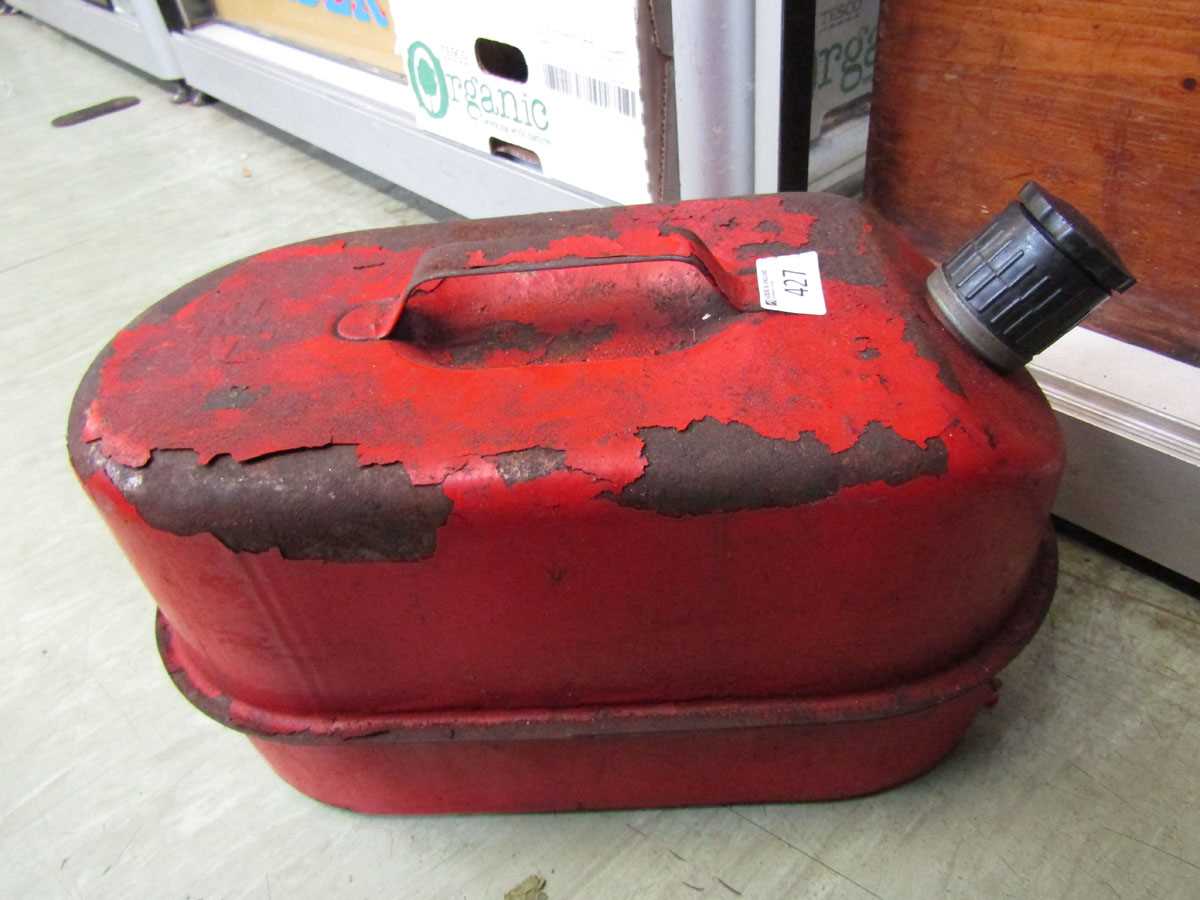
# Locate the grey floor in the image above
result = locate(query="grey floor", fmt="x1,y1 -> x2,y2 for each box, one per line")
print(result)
4,13 -> 1200,900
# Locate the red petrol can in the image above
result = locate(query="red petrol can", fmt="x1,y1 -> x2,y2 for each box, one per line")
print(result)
69,187 -> 1132,812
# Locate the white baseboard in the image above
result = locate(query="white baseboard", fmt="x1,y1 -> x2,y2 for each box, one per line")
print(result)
1030,328 -> 1200,581
808,115 -> 869,193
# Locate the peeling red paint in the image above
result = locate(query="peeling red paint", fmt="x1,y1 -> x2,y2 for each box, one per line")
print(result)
80,195 -> 1049,479
70,193 -> 1065,725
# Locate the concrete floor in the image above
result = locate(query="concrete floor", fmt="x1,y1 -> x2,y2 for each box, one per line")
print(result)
4,13 -> 1200,900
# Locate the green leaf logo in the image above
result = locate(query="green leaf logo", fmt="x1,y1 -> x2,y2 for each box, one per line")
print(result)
408,41 -> 449,119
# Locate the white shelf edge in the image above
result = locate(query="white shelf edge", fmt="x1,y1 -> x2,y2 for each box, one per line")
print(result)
673,0 -> 755,199
1030,327 -> 1200,467
752,0 -> 783,193
1030,327 -> 1200,581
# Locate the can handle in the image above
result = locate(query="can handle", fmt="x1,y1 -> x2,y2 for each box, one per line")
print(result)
335,225 -> 749,341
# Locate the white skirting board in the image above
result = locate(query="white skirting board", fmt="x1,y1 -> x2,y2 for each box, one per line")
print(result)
807,114 -> 869,193
1031,327 -> 1200,581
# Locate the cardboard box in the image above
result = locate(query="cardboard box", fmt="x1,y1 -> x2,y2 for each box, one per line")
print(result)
394,0 -> 676,204
214,0 -> 405,78
811,0 -> 878,138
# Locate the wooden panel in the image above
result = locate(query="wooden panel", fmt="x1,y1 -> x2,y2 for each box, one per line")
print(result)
865,0 -> 1200,365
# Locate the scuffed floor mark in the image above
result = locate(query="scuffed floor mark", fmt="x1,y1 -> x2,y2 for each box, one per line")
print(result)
505,874 -> 549,900
608,418 -> 947,517
51,95 -> 140,127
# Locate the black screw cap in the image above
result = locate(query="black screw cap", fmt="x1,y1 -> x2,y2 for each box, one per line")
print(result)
926,182 -> 1136,370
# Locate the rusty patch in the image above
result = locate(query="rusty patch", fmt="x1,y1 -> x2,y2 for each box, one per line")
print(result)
159,623 -> 236,728
446,322 -> 544,365
810,219 -> 886,286
778,192 -> 847,216
67,348 -> 110,482
650,279 -> 738,329
734,241 -> 808,260
203,385 -> 269,410
543,324 -> 617,361
776,193 -> 887,286
609,418 -> 947,517
901,312 -> 966,397
857,347 -> 881,360
391,314 -> 547,366
837,421 -> 949,489
401,276 -> 736,367
753,219 -> 782,235
401,315 -> 620,367
93,444 -> 452,562
486,447 -> 567,485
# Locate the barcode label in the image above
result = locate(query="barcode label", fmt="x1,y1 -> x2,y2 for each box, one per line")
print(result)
543,64 -> 638,117
756,252 -> 827,316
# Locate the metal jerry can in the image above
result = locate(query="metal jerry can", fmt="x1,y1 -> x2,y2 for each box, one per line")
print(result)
69,185 -> 1133,813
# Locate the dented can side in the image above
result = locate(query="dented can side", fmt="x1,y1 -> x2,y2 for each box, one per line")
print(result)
155,532 -> 1058,813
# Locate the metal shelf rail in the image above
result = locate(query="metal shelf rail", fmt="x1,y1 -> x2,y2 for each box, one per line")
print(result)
12,0 -> 181,80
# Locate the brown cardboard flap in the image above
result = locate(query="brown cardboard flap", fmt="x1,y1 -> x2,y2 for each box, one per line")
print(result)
214,0 -> 405,77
